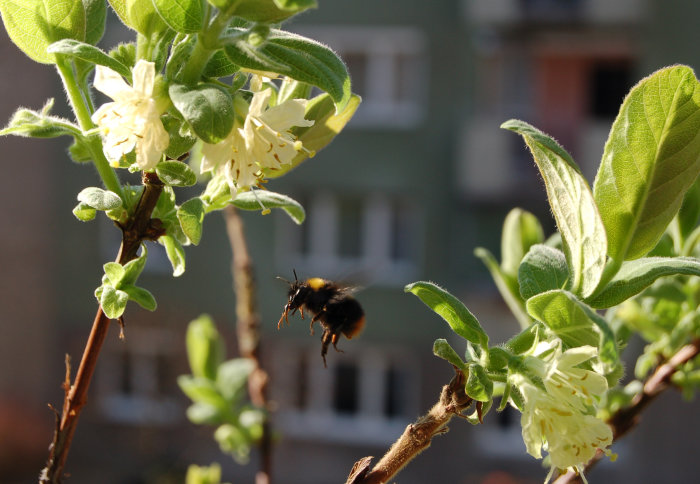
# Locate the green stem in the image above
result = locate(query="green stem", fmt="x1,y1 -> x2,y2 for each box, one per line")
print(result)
55,56 -> 124,198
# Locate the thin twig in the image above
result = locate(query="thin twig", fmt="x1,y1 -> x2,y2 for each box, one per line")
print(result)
40,172 -> 165,483
346,368 -> 474,484
553,338 -> 700,484
223,205 -> 272,484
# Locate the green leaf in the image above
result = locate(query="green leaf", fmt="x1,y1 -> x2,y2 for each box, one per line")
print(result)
231,190 -> 305,224
178,198 -> 205,245
0,100 -> 81,138
501,208 -> 545,276
266,93 -> 361,178
162,115 -> 197,159
504,324 -> 540,355
108,0 -> 168,36
170,83 -> 234,144
121,248 -> 147,285
526,289 -> 618,369
224,29 -> 351,111
432,339 -> 466,369
47,39 -> 131,78
186,402 -> 222,425
405,281 -> 489,348
203,50 -> 239,78
678,177 -> 700,240
518,244 -> 569,300
474,247 -> 531,329
83,0 -> 106,45
586,256 -> 700,308
502,119 -> 607,298
465,363 -> 492,403
103,262 -> 126,286
153,0 -> 203,33
230,0 -> 316,22
593,65 -> 700,261
100,285 -> 129,319
121,284 -> 157,311
0,0 -> 86,64
156,159 -> 198,187
186,314 -> 225,380
160,234 -> 186,276
77,187 -> 123,210
178,375 -> 228,409
216,358 -> 255,402
72,202 -> 96,221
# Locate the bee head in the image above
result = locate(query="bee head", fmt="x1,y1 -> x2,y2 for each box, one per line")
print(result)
278,269 -> 307,314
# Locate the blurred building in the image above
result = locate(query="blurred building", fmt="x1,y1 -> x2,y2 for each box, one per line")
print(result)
1,0 -> 699,483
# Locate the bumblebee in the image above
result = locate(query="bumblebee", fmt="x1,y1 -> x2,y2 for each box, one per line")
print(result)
278,271 -> 365,367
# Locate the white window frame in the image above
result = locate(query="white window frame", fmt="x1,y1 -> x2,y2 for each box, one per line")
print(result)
97,326 -> 183,425
270,341 -> 421,445
275,191 -> 421,285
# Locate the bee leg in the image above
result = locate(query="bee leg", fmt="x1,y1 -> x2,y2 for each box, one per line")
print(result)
331,332 -> 344,353
309,311 -> 325,336
277,309 -> 290,329
321,329 -> 331,368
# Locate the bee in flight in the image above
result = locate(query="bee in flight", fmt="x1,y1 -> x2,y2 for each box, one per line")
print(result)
278,271 -> 365,367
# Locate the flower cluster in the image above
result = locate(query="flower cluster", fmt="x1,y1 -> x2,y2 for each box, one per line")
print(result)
92,60 -> 169,171
200,76 -> 314,194
510,340 -> 613,482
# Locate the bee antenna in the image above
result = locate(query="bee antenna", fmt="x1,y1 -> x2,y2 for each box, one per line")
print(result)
293,268 -> 298,282
276,275 -> 292,285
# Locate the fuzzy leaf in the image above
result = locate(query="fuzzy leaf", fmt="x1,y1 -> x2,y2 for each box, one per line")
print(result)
170,83 -> 234,144
465,363 -> 492,402
186,315 -> 225,380
502,119 -> 607,298
0,0 -> 86,64
77,187 -> 123,210
224,29 -> 351,111
501,208 -> 545,276
122,284 -> 157,311
527,290 -> 618,369
433,339 -> 466,369
99,285 -> 129,319
593,65 -> 700,261
156,159 -> 198,187
586,256 -> 700,308
405,281 -> 488,348
160,234 -> 186,276
178,198 -> 205,245
152,0 -> 203,33
47,39 -> 130,78
231,190 -> 305,224
518,244 -> 569,300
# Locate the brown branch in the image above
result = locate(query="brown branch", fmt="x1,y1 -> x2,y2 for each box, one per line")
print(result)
40,172 -> 165,483
553,338 -> 700,484
346,368 -> 474,484
223,205 -> 272,484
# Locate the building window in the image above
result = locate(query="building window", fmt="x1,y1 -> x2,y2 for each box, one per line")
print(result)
97,327 -> 184,425
588,61 -> 633,119
276,192 -> 420,284
294,26 -> 428,129
270,342 -> 420,445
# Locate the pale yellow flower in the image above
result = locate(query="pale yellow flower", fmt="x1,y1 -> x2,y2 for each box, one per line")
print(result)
200,78 -> 313,193
511,341 -> 613,481
92,60 -> 169,170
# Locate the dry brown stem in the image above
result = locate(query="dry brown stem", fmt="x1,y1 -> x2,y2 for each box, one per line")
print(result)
346,368 -> 473,484
223,206 -> 272,484
39,173 -> 165,483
